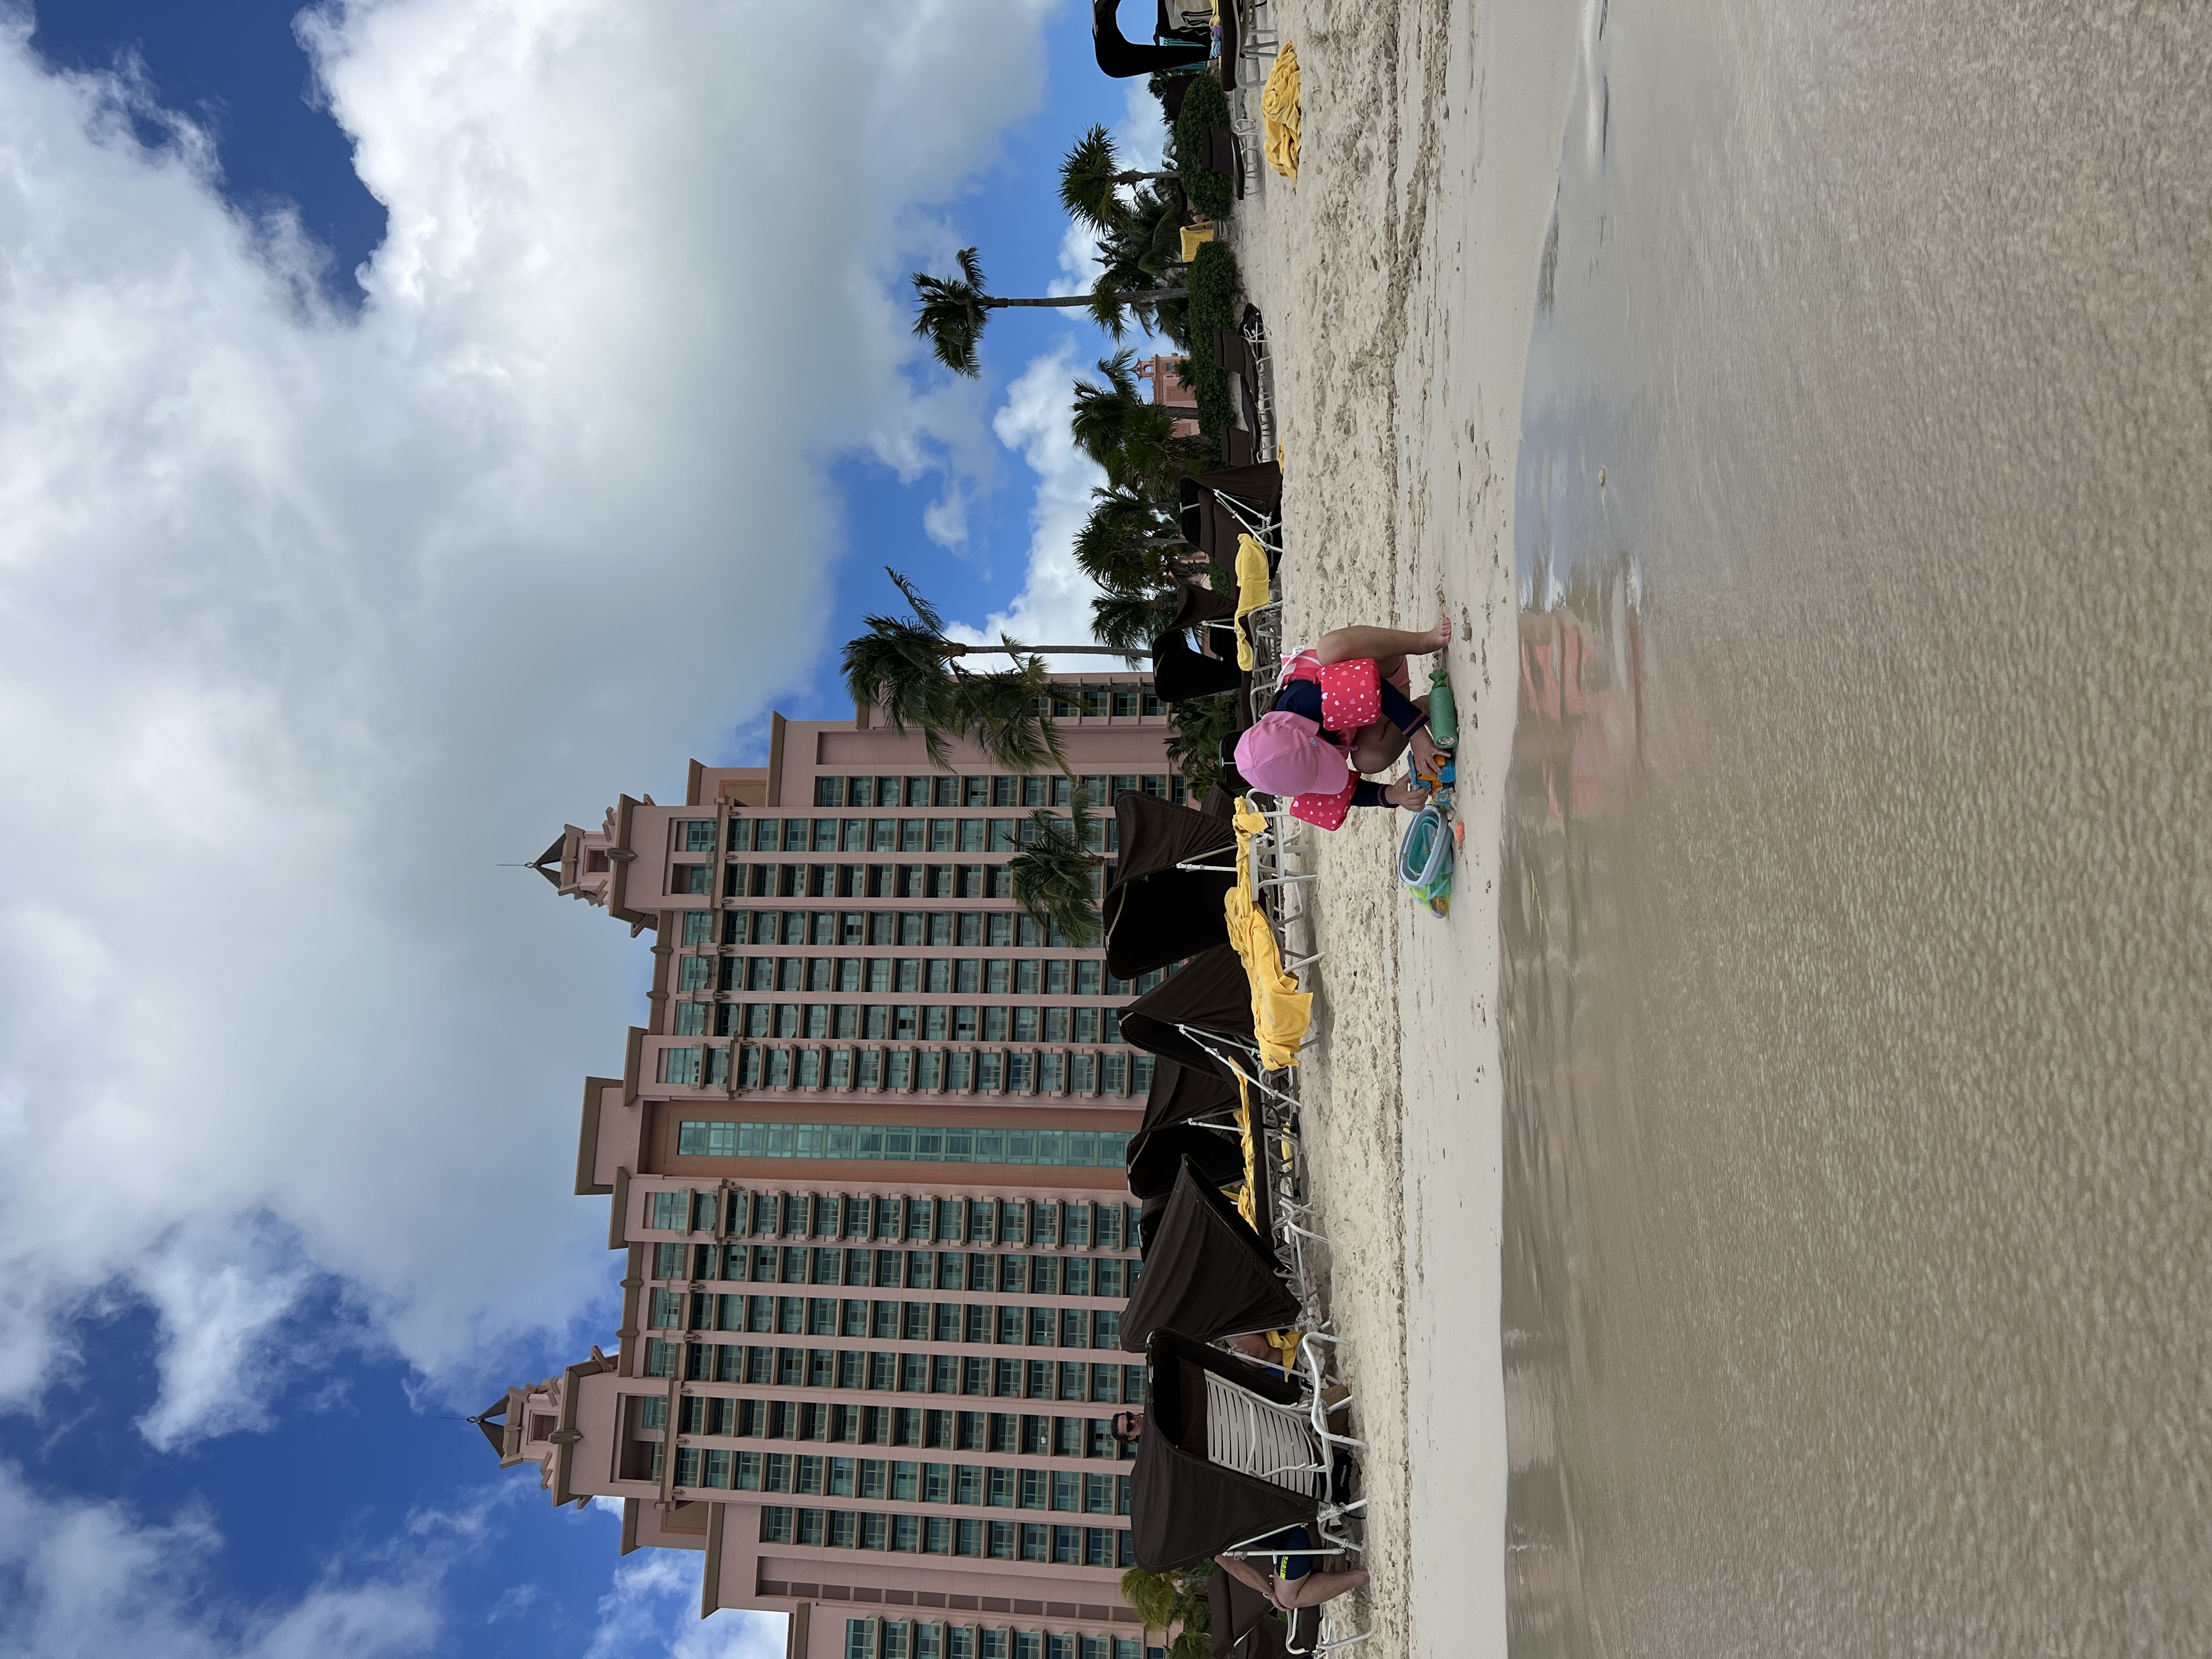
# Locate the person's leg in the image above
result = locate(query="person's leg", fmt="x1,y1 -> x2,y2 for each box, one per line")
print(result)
1273,1566 -> 1370,1609
1346,696 -> 1430,774
1314,616 -> 1452,673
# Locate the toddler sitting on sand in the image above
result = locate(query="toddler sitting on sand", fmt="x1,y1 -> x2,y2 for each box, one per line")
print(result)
1233,617 -> 1452,827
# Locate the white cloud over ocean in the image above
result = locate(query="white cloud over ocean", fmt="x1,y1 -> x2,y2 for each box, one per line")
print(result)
0,0 -> 1052,1443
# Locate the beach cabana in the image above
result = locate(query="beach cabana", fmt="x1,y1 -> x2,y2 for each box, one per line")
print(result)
1120,1158 -> 1297,1351
1093,0 -> 1211,77
1141,1053 -> 1242,1135
1118,944 -> 1256,1077
1102,793 -> 1239,979
1180,463 -> 1282,561
1150,623 -> 1246,704
1126,1122 -> 1244,1204
1129,1329 -> 1341,1572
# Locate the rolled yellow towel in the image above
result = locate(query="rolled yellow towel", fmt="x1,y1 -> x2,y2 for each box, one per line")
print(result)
1262,41 -> 1301,179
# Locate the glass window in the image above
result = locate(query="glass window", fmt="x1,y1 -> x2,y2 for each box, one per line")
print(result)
816,778 -> 845,808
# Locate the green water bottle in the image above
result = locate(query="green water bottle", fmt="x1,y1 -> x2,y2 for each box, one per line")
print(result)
1426,664 -> 1458,749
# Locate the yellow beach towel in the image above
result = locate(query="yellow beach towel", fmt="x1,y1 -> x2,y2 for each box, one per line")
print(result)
1262,42 -> 1301,179
1232,533 -> 1270,669
1226,798 -> 1313,1071
1179,222 -> 1215,263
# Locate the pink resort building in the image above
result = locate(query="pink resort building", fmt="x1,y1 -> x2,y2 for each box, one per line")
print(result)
485,676 -> 1187,1659
1132,354 -> 1198,440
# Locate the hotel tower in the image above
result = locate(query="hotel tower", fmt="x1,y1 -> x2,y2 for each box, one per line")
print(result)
484,675 -> 1185,1659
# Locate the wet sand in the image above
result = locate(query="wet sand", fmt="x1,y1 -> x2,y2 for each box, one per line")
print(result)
1229,0 -> 2211,1653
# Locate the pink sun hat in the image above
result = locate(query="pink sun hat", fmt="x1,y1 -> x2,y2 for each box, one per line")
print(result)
1234,712 -> 1353,798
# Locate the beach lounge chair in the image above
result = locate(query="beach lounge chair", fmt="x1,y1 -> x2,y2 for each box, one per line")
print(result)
1102,793 -> 1240,978
1120,1157 -> 1297,1351
1130,1329 -> 1362,1573
1118,943 -> 1257,1079
1126,1122 -> 1245,1204
1093,0 -> 1211,77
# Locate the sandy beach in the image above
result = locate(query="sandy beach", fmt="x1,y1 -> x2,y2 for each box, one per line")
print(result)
1221,3 -> 1588,1652
1222,0 -> 2212,1651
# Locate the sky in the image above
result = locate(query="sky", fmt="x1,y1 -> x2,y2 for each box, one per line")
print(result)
0,2 -> 1169,1652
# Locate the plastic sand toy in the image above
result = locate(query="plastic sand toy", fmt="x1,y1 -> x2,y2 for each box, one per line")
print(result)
1399,663 -> 1462,916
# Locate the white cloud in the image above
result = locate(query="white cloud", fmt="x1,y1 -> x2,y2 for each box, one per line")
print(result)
583,1553 -> 786,1659
0,1460 -> 443,1659
943,343 -> 1110,662
134,1217 -> 321,1451
0,0 -> 1054,1442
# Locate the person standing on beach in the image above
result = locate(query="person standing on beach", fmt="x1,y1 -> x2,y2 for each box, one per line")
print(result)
1233,617 -> 1453,827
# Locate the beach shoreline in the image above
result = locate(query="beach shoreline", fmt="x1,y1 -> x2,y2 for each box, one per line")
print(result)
1226,3 -> 1584,1651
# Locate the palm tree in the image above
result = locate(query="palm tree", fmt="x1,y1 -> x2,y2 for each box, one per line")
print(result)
1121,1563 -> 1214,1659
912,249 -> 1188,377
1075,485 -> 1202,596
1091,590 -> 1180,664
1008,791 -> 1107,947
1072,350 -> 1211,494
1165,691 -> 1240,797
1059,125 -> 1180,235
842,571 -> 1144,769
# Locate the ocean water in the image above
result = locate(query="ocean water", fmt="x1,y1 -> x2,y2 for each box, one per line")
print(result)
1497,1 -> 2212,1652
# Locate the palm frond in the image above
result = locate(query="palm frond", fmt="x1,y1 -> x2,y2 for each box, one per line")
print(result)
1091,590 -> 1178,664
911,247 -> 989,376
1008,793 -> 1102,946
949,654 -> 1067,774
1059,124 -> 1131,235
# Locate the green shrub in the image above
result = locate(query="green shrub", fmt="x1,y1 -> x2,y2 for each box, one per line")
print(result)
1173,76 -> 1236,221
1184,242 -> 1243,442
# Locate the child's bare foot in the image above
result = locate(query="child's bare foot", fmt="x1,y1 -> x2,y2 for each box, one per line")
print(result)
1421,614 -> 1453,654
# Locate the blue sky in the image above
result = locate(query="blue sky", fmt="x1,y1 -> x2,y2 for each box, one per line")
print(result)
0,3 -> 1166,1653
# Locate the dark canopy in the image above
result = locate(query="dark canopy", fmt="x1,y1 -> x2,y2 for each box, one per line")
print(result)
1150,625 -> 1245,704
1177,462 -> 1282,557
1118,944 -> 1255,1077
1170,580 -> 1238,629
1139,1053 -> 1242,1135
1210,1565 -> 1311,1659
1101,794 -> 1237,979
1121,1158 -> 1297,1351
1094,0 -> 1210,76
1131,1329 -> 1319,1571
1126,1122 -> 1243,1203
1138,1190 -> 1170,1254
1193,461 -> 1283,509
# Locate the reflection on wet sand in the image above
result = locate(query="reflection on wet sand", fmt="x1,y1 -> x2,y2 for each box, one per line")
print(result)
1494,0 -> 2212,1652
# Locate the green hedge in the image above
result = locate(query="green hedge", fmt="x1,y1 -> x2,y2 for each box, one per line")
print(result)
1173,76 -> 1236,221
1184,242 -> 1242,442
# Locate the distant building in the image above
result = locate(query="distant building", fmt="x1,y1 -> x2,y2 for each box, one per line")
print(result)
1132,356 -> 1199,440
488,678 -> 1186,1659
